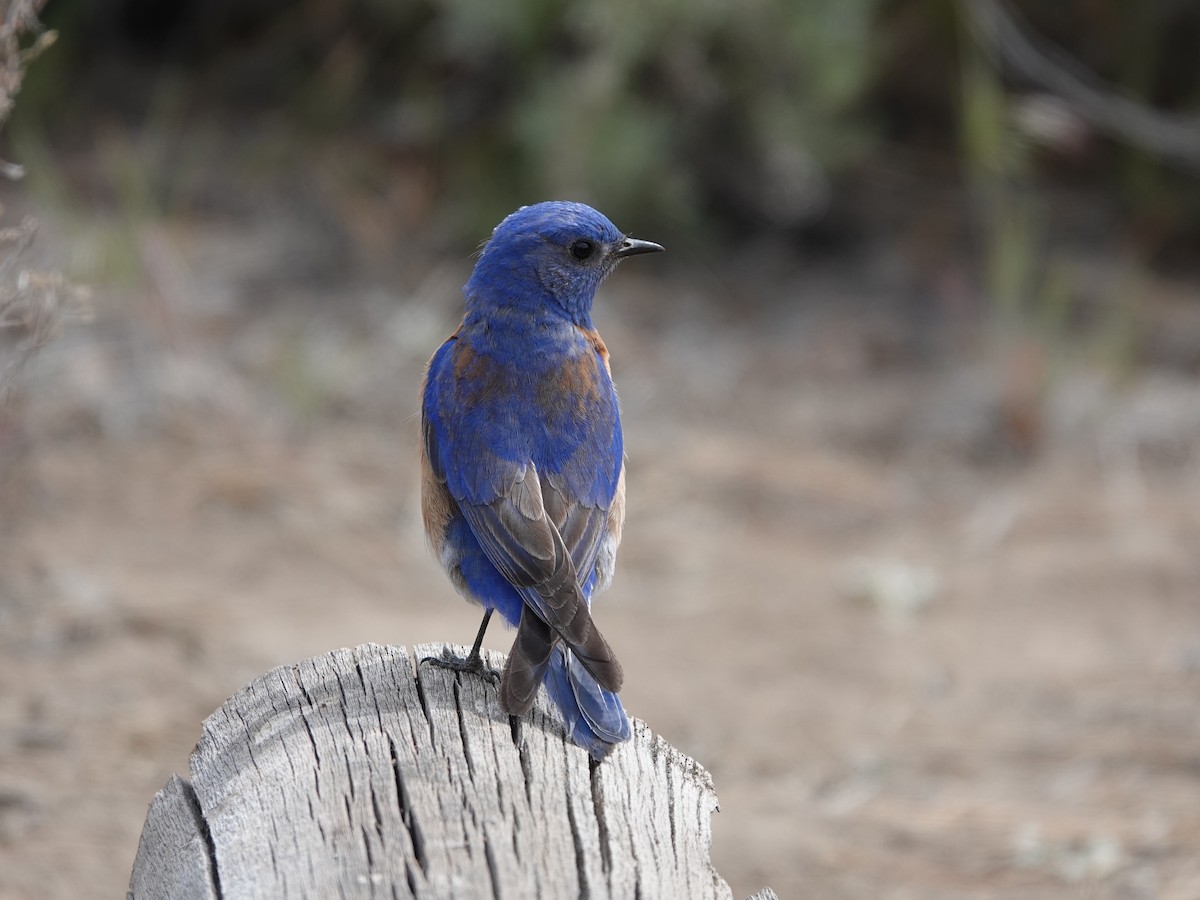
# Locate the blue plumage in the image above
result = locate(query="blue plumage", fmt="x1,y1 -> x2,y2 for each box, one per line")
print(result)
420,201 -> 661,759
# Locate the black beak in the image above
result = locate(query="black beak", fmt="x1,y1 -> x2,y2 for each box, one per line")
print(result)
614,237 -> 665,258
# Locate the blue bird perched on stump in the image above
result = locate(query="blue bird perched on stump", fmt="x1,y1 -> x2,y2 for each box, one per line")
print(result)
420,201 -> 663,759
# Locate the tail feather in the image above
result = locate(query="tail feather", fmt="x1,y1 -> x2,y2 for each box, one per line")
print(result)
543,644 -> 631,759
500,606 -> 631,760
562,615 -> 624,694
565,651 -> 629,743
499,607 -> 554,716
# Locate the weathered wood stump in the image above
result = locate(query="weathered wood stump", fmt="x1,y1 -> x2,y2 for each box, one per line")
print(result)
128,643 -> 776,899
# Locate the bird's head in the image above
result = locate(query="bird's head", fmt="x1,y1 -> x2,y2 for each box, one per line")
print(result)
465,201 -> 663,325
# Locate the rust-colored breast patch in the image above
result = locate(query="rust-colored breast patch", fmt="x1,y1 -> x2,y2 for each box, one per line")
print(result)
578,327 -> 612,376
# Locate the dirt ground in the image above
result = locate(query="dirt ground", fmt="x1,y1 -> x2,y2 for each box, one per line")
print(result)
2,181 -> 1200,900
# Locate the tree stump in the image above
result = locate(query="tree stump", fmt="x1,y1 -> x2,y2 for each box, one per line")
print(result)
127,643 -> 776,899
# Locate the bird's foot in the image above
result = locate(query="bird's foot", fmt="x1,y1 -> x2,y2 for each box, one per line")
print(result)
423,647 -> 501,685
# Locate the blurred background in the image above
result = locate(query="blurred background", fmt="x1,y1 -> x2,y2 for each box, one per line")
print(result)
2,0 -> 1199,897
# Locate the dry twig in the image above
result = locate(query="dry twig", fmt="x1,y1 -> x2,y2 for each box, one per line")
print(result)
962,0 -> 1200,169
0,0 -> 78,400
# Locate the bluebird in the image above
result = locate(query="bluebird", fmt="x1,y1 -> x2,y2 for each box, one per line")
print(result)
420,201 -> 663,759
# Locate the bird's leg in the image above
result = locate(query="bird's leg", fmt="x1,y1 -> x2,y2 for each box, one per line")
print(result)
423,609 -> 501,683
462,608 -> 494,667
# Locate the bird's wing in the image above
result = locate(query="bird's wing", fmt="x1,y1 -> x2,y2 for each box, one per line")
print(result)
542,470 -> 608,580
456,464 -> 622,693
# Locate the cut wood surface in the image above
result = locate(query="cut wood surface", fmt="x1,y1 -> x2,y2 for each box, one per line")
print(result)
128,643 -> 775,899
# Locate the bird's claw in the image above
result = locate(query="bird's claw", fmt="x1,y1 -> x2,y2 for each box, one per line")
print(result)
423,648 -> 501,685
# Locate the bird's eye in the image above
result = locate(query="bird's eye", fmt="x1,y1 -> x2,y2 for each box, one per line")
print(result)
570,239 -> 595,261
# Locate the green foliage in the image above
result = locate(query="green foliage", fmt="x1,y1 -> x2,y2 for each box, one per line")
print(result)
15,0 -> 1200,266
20,0 -> 886,241
390,0 -> 888,236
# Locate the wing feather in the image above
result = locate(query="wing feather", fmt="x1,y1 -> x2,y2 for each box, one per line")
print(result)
458,465 -> 622,692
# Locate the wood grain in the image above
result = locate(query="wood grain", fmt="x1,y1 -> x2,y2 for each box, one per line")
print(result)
128,643 -> 768,899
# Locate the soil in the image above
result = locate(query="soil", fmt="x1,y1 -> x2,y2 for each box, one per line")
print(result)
1,187 -> 1199,900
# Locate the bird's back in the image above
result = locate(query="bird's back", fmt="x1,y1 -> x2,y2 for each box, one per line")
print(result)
423,315 -> 623,512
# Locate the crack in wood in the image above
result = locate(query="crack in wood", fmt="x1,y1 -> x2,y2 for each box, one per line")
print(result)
295,671 -> 316,709
231,707 -> 261,777
354,660 -> 369,694
508,717 -> 536,809
388,735 -> 429,876
335,671 -> 358,745
181,775 -> 225,900
412,662 -> 434,734
667,772 -> 678,856
299,713 -> 322,771
361,823 -> 376,868
589,758 -> 613,877
369,781 -> 385,837
452,680 -> 478,786
482,829 -> 502,900
509,820 -> 521,868
563,776 -> 591,900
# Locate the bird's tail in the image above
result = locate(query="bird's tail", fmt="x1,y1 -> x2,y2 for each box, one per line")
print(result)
542,643 -> 631,760
500,605 -> 631,760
